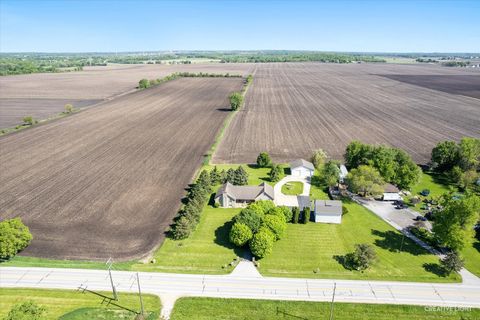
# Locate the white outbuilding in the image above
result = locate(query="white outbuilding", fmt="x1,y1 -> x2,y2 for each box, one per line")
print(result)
339,164 -> 348,183
382,183 -> 402,201
290,159 -> 315,178
314,200 -> 342,224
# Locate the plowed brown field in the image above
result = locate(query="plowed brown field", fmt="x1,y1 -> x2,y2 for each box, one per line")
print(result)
213,63 -> 480,164
0,77 -> 243,260
0,63 -> 254,128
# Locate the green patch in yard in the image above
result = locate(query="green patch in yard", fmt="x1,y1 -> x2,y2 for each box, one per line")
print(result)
0,288 -> 160,320
132,205 -> 245,274
258,200 -> 459,282
0,256 -> 134,270
406,171 -> 456,213
170,297 -> 480,320
281,181 -> 303,195
462,237 -> 480,277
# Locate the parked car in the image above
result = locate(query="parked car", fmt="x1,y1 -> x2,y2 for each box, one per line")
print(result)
415,215 -> 427,221
420,189 -> 430,196
425,211 -> 435,221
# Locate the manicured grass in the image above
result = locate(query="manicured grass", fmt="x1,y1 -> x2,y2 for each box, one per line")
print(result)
204,163 -> 287,186
407,172 -> 455,212
0,288 -> 160,320
281,181 -> 304,195
170,297 -> 480,320
462,238 -> 480,277
259,200 -> 459,282
132,206 -> 245,274
0,256 -> 134,271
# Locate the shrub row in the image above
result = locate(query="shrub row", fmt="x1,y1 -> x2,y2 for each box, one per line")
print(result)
138,72 -> 243,89
170,170 -> 212,240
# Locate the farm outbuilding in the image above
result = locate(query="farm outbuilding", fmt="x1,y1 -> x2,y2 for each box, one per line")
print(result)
314,200 -> 342,224
382,183 -> 402,201
290,159 -> 314,178
215,182 -> 274,208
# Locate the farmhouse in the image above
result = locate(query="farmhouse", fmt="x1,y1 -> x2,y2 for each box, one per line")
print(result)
382,183 -> 402,201
290,159 -> 314,178
313,200 -> 342,224
215,182 -> 274,208
339,164 -> 348,183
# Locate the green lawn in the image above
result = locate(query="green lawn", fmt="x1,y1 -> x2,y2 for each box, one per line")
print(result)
462,237 -> 480,277
259,200 -> 459,282
407,171 -> 455,212
132,206 -> 245,274
0,288 -> 160,320
0,256 -> 134,271
170,297 -> 480,320
281,181 -> 304,195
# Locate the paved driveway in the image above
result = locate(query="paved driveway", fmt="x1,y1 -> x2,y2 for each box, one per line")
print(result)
358,198 -> 432,231
274,175 -> 310,207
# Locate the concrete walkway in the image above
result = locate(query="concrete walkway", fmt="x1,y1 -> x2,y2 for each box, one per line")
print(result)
273,175 -> 311,207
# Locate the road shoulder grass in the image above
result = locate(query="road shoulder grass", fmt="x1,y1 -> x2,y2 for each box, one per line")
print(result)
170,297 -> 480,320
0,288 -> 160,320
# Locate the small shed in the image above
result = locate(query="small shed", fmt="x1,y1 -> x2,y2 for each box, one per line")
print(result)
314,200 -> 342,224
290,159 -> 314,178
382,183 -> 401,201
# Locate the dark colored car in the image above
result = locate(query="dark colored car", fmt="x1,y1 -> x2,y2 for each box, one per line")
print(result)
415,215 -> 427,221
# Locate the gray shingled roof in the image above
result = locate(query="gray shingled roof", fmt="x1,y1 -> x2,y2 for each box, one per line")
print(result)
215,182 -> 274,201
290,159 -> 315,171
314,200 -> 342,216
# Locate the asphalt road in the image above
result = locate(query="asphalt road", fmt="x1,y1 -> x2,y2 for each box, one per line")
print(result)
1,266 -> 479,318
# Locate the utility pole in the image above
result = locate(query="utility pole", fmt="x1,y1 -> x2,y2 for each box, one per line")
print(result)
106,258 -> 118,301
329,282 -> 336,320
136,272 -> 145,317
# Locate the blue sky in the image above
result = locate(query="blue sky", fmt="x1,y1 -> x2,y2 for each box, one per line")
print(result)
1,0 -> 479,53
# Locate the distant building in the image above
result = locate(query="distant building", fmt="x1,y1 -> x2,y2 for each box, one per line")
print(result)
313,200 -> 343,224
339,164 -> 348,183
290,159 -> 314,178
214,182 -> 274,208
382,183 -> 401,201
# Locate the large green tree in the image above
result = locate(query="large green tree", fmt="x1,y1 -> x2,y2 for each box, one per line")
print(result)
234,166 -> 249,185
229,222 -> 253,247
256,152 -> 272,168
311,149 -> 328,169
431,140 -> 460,172
269,164 -> 282,182
346,165 -> 385,197
229,92 -> 244,111
249,228 -> 274,258
432,193 -> 480,251
321,160 -> 341,186
0,218 -> 32,260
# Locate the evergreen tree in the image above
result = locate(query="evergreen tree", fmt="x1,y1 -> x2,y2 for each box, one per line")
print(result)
226,168 -> 236,184
210,166 -> 221,185
234,166 -> 249,185
269,164 -> 282,182
292,207 -> 300,224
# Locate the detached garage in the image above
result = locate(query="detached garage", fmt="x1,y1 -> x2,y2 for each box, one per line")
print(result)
314,200 -> 342,224
290,159 -> 315,178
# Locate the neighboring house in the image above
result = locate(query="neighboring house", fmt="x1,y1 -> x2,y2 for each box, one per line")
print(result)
290,159 -> 314,178
215,182 -> 274,208
339,164 -> 348,183
314,200 -> 343,224
382,183 -> 402,201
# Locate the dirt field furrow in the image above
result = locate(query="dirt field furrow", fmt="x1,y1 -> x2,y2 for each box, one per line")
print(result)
0,77 -> 243,260
213,63 -> 480,164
